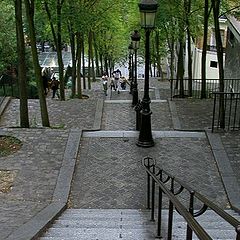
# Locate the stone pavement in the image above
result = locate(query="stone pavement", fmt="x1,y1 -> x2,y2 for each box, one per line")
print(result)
0,78 -> 239,239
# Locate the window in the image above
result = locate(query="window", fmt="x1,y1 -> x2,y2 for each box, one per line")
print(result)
228,30 -> 235,47
210,61 -> 218,68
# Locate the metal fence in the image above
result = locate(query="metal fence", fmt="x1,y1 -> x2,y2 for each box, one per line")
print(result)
212,92 -> 240,132
0,75 -> 38,99
171,79 -> 240,99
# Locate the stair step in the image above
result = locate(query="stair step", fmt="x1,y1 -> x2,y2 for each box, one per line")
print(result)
40,209 -> 240,240
53,219 -> 155,228
44,227 -> 156,239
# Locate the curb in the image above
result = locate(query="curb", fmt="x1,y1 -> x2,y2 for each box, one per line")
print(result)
5,129 -> 82,240
92,99 -> 104,130
168,99 -> 182,130
0,97 -> 11,119
206,130 -> 240,213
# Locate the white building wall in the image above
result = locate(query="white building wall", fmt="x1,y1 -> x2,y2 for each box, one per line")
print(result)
191,47 -> 225,80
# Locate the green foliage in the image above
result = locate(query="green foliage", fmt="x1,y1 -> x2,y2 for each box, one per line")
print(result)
0,1 -> 17,73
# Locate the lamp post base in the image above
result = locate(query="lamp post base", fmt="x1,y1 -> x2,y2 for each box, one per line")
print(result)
136,109 -> 154,148
132,83 -> 139,106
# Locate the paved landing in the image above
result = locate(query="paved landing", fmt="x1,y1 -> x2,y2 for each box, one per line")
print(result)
69,134 -> 228,209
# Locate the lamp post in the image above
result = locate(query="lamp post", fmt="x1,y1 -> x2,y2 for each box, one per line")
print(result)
128,43 -> 134,94
137,0 -> 158,148
131,30 -> 141,106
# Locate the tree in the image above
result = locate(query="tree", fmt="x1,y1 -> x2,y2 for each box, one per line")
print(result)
0,2 -> 17,74
15,0 -> 29,128
211,0 -> 225,128
201,0 -> 211,99
24,0 -> 50,127
43,0 -> 66,101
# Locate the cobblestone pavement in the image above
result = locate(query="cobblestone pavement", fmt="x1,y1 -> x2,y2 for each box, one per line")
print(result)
0,77 -> 239,239
0,128 -> 69,239
173,98 -> 214,130
101,102 -> 173,131
220,131 -> 240,186
0,98 -> 97,129
70,136 -> 228,209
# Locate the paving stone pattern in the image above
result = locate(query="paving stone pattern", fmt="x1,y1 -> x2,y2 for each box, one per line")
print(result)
70,137 -> 228,209
0,98 -> 97,129
102,102 -> 173,131
220,131 -> 240,186
0,77 -> 240,239
173,98 -> 214,130
0,128 -> 69,239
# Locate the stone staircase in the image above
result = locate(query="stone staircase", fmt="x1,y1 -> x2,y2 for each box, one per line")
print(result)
40,208 -> 240,240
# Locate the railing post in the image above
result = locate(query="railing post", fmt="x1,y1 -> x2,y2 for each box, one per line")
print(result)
150,164 -> 155,222
236,225 -> 240,240
146,158 -> 151,209
228,92 -> 233,130
233,94 -> 238,130
186,191 -> 194,240
167,177 -> 174,240
212,93 -> 217,133
156,169 -> 163,238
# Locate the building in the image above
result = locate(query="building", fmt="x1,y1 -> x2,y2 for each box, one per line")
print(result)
185,16 -> 228,80
225,15 -> 240,81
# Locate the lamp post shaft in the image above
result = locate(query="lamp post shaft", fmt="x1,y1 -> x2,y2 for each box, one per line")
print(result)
137,28 -> 154,147
132,48 -> 139,106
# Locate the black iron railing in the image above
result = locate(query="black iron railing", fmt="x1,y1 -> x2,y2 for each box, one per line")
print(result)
142,156 -> 240,239
212,92 -> 240,132
0,75 -> 38,99
171,79 -> 240,99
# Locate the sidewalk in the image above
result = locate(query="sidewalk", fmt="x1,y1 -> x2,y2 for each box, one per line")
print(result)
0,78 -> 239,239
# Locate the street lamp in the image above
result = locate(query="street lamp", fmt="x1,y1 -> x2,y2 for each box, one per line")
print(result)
137,0 -> 158,148
128,43 -> 134,94
131,30 -> 141,106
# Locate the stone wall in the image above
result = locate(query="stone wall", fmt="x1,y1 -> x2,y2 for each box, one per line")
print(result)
225,30 -> 240,80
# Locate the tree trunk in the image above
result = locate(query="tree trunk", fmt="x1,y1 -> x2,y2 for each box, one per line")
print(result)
56,1 -> 65,100
44,0 -> 65,100
177,39 -> 185,97
76,32 -> 82,99
93,33 -> 100,77
212,0 -> 225,128
15,0 -> 29,128
81,35 -> 86,89
185,0 -> 192,97
87,30 -> 93,89
201,0 -> 210,99
68,23 -> 76,98
24,0 -> 50,127
155,31 -> 163,79
90,32 -> 95,82
187,27 -> 192,97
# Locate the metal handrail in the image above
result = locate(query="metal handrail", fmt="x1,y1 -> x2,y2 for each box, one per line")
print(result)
211,92 -> 240,132
170,78 -> 240,99
142,156 -> 240,240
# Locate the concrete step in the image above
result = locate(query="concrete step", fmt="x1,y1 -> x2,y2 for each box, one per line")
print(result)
43,228 -> 156,239
40,208 -> 240,240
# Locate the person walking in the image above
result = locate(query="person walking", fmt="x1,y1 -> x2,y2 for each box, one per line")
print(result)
112,69 -> 122,94
50,77 -> 59,99
101,72 -> 109,96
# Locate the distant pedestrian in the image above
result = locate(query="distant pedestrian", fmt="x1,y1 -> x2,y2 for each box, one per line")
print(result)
112,69 -> 122,94
120,76 -> 127,90
50,77 -> 59,99
42,74 -> 49,95
101,72 -> 109,96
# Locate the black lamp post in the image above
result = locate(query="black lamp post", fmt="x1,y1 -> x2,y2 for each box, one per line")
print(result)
137,0 -> 158,148
128,43 -> 134,94
131,30 -> 141,106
